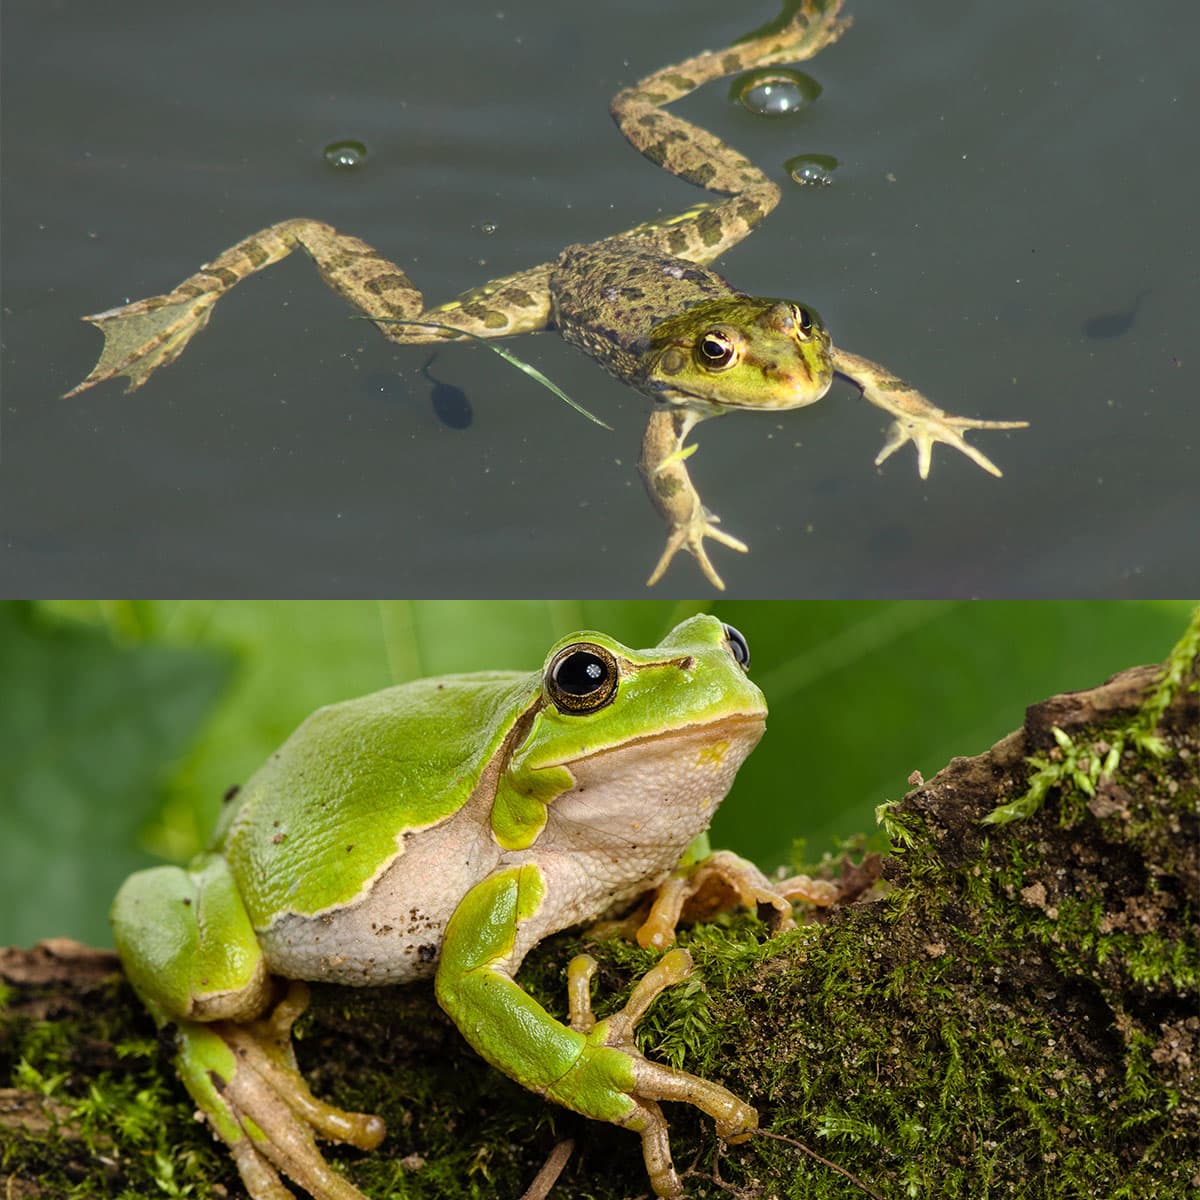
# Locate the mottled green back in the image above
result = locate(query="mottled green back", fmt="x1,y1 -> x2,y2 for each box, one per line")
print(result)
550,240 -> 737,386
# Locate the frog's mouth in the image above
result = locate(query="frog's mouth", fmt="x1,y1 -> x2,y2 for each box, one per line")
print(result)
556,710 -> 766,767
648,356 -> 835,414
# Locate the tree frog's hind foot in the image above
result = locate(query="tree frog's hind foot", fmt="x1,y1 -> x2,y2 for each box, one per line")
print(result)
176,982 -> 385,1200
568,950 -> 757,1199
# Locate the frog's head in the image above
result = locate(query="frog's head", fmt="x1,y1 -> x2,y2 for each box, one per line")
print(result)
640,296 -> 834,413
492,615 -> 767,862
535,614 -> 765,734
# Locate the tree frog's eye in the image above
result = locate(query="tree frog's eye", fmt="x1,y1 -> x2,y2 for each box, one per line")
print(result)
791,304 -> 814,340
696,329 -> 737,370
546,642 -> 620,713
722,623 -> 750,670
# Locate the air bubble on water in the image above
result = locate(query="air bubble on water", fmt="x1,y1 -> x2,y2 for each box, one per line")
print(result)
784,153 -> 838,187
731,68 -> 822,116
323,140 -> 368,169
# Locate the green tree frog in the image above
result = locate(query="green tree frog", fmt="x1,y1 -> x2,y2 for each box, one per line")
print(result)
112,616 -> 812,1199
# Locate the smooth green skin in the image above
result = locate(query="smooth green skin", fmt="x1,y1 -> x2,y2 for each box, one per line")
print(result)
110,614 -> 766,1196
433,864 -> 639,1125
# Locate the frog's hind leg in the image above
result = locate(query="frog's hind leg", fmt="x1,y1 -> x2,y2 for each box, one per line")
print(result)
67,217 -> 554,396
608,0 -> 850,268
112,859 -> 384,1200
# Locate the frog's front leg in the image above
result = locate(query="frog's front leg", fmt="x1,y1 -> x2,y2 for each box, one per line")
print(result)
112,858 -> 384,1200
435,864 -> 757,1199
67,218 -> 554,396
832,348 -> 1029,479
639,408 -> 747,590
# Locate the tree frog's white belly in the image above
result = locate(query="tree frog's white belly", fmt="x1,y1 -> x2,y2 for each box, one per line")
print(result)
256,783 -> 504,986
256,716 -> 762,987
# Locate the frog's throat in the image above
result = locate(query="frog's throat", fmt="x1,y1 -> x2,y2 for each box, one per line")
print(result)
649,378 -> 833,415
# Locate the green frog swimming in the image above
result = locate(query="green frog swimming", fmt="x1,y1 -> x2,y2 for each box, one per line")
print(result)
68,0 -> 1027,589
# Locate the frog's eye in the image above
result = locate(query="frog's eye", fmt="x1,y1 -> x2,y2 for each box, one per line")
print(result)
791,304 -> 814,340
722,623 -> 751,670
546,642 -> 620,714
696,329 -> 737,370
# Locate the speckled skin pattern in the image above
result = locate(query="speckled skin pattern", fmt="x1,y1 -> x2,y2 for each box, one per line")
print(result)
550,242 -> 738,385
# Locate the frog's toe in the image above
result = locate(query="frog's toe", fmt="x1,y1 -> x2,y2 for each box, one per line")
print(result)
175,985 -> 384,1200
65,290 -> 219,397
635,850 -> 809,949
875,413 -> 1028,480
647,510 -> 748,590
218,1046 -> 380,1200
621,1100 -> 682,1199
594,949 -> 758,1196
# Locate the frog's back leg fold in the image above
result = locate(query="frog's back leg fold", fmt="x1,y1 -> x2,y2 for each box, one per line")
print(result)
111,853 -> 270,1022
113,858 -> 386,1200
67,218 -> 556,396
608,0 -> 850,267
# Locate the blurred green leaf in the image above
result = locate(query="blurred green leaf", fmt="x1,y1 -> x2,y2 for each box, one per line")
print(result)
0,603 -> 232,947
716,600 -> 1194,865
41,601 -> 709,860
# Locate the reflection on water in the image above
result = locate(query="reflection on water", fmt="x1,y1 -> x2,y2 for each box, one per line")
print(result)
1081,290 -> 1149,340
423,354 -> 474,431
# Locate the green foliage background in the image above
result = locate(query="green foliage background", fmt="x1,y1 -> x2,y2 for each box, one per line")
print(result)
0,599 -> 1191,948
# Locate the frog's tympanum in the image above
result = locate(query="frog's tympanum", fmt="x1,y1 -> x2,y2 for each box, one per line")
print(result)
111,617 -> 831,1199
69,0 -> 1026,589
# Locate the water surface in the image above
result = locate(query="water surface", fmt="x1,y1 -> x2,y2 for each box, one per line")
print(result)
3,0 -> 1195,595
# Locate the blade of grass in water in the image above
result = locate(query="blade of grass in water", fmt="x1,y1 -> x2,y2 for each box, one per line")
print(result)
656,442 -> 699,471
361,317 -> 612,430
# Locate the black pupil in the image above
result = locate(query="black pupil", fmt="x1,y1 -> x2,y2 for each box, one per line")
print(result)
796,307 -> 812,334
554,651 -> 608,696
702,336 -> 729,361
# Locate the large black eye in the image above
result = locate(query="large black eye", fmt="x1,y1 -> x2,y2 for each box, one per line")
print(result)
546,642 -> 619,713
697,329 -> 736,369
791,304 -> 814,340
722,623 -> 750,670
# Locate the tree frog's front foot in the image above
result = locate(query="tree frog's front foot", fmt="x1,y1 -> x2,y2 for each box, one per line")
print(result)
174,982 -> 385,1200
563,949 -> 757,1199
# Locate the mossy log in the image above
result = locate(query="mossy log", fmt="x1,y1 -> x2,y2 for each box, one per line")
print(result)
2,632 -> 1197,1199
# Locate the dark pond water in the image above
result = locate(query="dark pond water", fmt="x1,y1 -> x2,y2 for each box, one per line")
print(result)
3,0 -> 1196,596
